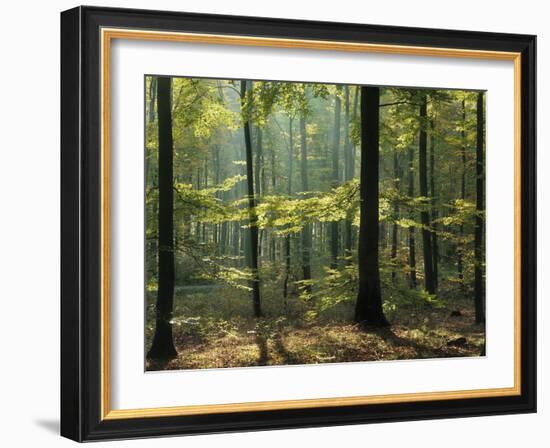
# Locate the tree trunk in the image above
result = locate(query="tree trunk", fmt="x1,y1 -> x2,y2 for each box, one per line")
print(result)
202,159 -> 208,242
354,86 -> 389,326
213,144 -> 220,246
407,144 -> 417,289
145,77 -> 157,280
331,94 -> 341,268
241,80 -> 262,317
300,112 -> 312,293
350,87 -> 359,251
429,118 -> 439,289
391,147 -> 400,283
419,94 -> 436,295
350,86 -> 359,180
147,76 -> 177,361
457,99 -> 466,285
283,116 -> 294,303
474,93 -> 485,324
270,145 -> 277,263
255,127 -> 263,198
147,77 -> 156,123
255,127 -> 264,262
343,86 -> 353,262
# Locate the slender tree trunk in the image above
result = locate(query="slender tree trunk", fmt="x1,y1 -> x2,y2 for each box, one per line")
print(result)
213,144 -> 220,246
241,80 -> 261,317
408,144 -> 417,289
195,168 -> 201,240
331,94 -> 341,268
351,86 -> 359,179
430,119 -> 439,289
255,127 -> 264,262
391,148 -> 400,283
145,77 -> 156,186
232,221 -> 240,264
148,77 -> 156,123
300,112 -> 312,293
457,99 -> 466,285
145,77 -> 157,280
255,127 -> 263,198
350,87 -> 359,251
240,138 -> 248,267
202,159 -> 208,242
147,77 -> 177,361
354,86 -> 389,326
419,94 -> 436,295
270,145 -> 277,263
230,155 -> 240,263
474,93 -> 485,324
283,116 -> 294,303
343,86 -> 353,262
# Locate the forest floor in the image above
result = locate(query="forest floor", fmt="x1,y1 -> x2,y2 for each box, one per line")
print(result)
145,284 -> 485,371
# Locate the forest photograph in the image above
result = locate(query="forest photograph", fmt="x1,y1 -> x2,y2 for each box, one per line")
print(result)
144,75 -> 486,371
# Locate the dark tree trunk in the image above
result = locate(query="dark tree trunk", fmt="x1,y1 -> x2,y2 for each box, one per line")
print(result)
429,119 -> 439,289
457,99 -> 466,285
300,113 -> 312,292
391,147 -> 400,283
331,94 -> 341,268
419,94 -> 436,295
145,77 -> 157,280
241,80 -> 262,317
407,144 -> 417,289
354,86 -> 389,327
474,93 -> 485,324
147,76 -> 177,361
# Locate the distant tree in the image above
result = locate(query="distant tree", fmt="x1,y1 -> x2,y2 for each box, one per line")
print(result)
331,92 -> 341,269
283,115 -> 294,305
343,85 -> 353,261
300,110 -> 312,292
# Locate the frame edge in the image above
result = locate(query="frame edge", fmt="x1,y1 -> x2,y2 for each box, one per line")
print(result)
60,5 -> 84,442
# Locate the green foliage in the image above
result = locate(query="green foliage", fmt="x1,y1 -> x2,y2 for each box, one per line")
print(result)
255,180 -> 360,234
382,287 -> 447,319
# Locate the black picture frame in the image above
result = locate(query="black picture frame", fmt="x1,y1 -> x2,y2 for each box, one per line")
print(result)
61,5 -> 536,442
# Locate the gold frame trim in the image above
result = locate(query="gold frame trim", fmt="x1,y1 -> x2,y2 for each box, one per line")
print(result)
100,28 -> 522,421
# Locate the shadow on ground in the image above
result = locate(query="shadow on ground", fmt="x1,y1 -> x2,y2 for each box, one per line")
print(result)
33,419 -> 59,435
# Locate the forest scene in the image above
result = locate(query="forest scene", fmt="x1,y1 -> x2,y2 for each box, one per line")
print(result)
144,75 -> 486,371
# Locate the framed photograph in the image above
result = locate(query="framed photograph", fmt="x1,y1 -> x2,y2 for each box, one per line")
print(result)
60,6 -> 536,441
